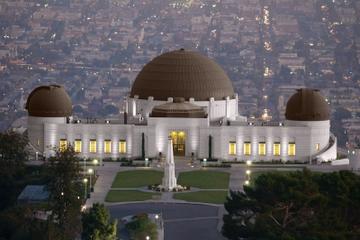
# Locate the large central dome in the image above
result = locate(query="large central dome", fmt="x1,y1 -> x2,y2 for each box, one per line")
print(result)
130,49 -> 235,101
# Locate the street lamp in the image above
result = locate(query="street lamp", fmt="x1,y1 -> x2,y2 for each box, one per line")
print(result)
244,180 -> 250,186
246,160 -> 252,166
246,170 -> 251,175
88,168 -> 94,192
83,178 -> 88,199
93,159 -> 98,166
146,236 -> 150,240
92,159 -> 98,176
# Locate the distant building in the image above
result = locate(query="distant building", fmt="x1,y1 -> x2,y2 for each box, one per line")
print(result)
17,185 -> 49,204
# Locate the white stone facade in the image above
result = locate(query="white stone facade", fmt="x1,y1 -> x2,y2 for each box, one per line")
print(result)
28,106 -> 337,163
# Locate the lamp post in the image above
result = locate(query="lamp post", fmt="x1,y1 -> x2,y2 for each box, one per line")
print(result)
203,158 -> 207,167
93,159 -> 98,176
83,178 -> 88,199
84,158 -> 87,177
88,168 -> 94,192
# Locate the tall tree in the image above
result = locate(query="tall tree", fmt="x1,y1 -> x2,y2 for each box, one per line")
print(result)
46,146 -> 82,240
81,203 -> 117,240
222,169 -> 360,240
0,131 -> 28,177
141,133 -> 145,160
0,131 -> 29,210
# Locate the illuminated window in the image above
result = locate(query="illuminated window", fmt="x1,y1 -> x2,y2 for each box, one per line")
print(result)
119,140 -> 127,154
273,142 -> 281,156
315,143 -> 320,151
229,141 -> 236,155
74,139 -> 82,153
104,140 -> 112,154
288,142 -> 296,156
89,139 -> 97,153
59,139 -> 68,152
258,142 -> 266,156
244,142 -> 251,156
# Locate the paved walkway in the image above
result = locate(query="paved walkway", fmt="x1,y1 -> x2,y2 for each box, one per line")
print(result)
85,162 -> 121,208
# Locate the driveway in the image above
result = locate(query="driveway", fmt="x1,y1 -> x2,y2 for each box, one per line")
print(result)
108,203 -> 226,240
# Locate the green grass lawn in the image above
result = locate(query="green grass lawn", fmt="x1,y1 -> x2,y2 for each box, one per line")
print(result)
177,170 -> 230,189
105,190 -> 160,202
111,170 -> 163,188
174,191 -> 228,204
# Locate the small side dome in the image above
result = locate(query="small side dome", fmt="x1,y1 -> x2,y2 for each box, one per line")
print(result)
150,97 -> 207,118
26,85 -> 72,117
285,88 -> 330,121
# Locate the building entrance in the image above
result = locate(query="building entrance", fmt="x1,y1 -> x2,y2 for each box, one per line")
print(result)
170,131 -> 186,156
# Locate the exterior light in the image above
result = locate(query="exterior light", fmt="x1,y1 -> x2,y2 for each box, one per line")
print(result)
246,160 -> 252,166
88,168 -> 94,174
155,214 -> 159,219
244,180 -> 250,185
246,170 -> 251,175
145,158 -> 149,161
203,158 -> 207,162
105,120 -> 110,124
279,122 -> 283,126
93,159 -> 98,165
146,236 -> 150,240
77,196 -> 80,199
61,192 -> 64,196
81,205 -> 87,212
83,178 -> 88,183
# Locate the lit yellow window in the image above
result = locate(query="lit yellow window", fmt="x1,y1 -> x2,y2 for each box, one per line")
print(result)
119,140 -> 127,154
315,143 -> 320,151
258,142 -> 266,156
89,139 -> 97,153
229,141 -> 236,155
59,139 -> 68,152
288,142 -> 296,156
273,142 -> 281,156
74,139 -> 82,153
104,140 -> 112,154
244,142 -> 251,156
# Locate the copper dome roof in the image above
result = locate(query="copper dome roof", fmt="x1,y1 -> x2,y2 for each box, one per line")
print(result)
150,97 -> 207,118
130,49 -> 235,101
26,85 -> 72,117
285,88 -> 330,121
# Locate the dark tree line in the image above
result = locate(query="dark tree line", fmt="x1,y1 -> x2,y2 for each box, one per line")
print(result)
222,169 -> 360,240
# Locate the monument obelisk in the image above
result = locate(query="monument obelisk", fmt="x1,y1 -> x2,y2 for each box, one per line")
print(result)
162,137 -> 177,191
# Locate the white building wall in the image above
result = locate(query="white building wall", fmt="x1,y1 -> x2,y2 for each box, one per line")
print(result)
43,123 -> 133,159
148,117 -> 207,157
128,97 -> 238,122
36,116 -> 334,163
28,116 -> 67,153
198,124 -> 319,162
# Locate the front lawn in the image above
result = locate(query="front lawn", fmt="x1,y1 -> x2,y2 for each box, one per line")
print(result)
105,190 -> 160,202
174,191 -> 228,204
177,170 -> 230,189
111,170 -> 163,188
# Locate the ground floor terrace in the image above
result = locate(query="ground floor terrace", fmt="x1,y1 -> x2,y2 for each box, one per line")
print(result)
81,157 -> 349,240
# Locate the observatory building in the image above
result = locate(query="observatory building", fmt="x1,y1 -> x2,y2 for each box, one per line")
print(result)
26,49 -> 337,163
